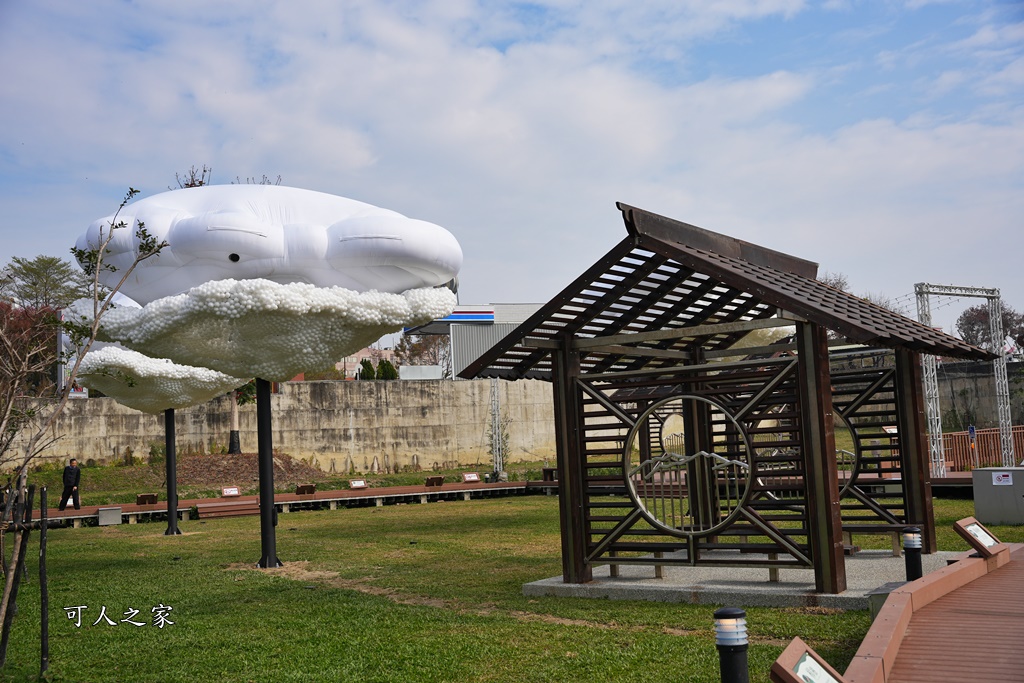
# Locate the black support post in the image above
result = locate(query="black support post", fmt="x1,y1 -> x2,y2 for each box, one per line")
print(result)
164,409 -> 181,535
256,378 -> 281,568
39,487 -> 48,679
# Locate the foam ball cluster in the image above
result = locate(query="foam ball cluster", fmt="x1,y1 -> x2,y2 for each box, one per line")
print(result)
77,345 -> 250,414
78,280 -> 456,381
75,185 -> 463,305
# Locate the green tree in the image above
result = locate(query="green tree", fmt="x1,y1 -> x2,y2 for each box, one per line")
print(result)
0,255 -> 89,309
358,358 -> 376,380
376,358 -> 399,380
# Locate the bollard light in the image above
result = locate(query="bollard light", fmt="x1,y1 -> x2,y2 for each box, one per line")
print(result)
903,526 -> 923,581
713,607 -> 750,683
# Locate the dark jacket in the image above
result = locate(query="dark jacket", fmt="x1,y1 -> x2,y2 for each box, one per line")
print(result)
62,465 -> 80,488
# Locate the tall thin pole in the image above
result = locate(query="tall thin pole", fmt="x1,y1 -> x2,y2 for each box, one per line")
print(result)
39,487 -> 48,678
164,409 -> 181,535
256,378 -> 281,568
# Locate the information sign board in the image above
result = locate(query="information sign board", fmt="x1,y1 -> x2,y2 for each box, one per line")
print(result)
952,516 -> 1008,558
770,637 -> 846,683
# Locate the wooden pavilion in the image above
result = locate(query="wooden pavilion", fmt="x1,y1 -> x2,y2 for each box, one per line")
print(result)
460,204 -> 990,594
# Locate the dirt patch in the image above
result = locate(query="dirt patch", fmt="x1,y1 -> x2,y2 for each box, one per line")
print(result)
224,561 -> 450,609
781,606 -> 846,616
225,560 -> 341,582
662,626 -> 698,636
511,612 -> 619,629
177,453 -> 327,489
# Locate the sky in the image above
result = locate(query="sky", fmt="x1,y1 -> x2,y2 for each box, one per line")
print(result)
1,0 -> 1022,337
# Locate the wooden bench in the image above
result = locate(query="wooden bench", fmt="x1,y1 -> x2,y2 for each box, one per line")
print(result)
136,493 -> 158,505
295,484 -> 316,495
196,500 -> 262,519
425,476 -> 444,487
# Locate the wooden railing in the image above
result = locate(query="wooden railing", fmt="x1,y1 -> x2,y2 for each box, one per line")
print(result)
938,425 -> 1024,471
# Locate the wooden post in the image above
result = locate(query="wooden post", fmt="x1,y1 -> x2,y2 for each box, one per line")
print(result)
796,323 -> 846,594
0,485 -> 34,666
895,349 -> 937,553
552,337 -> 591,583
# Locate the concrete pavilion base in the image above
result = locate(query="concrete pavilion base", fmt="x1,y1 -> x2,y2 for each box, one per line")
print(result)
523,550 -> 961,610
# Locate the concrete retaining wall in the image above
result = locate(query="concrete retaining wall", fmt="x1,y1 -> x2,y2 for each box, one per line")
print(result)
17,379 -> 556,473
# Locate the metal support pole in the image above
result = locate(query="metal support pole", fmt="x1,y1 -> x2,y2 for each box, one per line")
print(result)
164,409 -> 181,536
988,296 -> 1015,466
903,527 -> 923,581
714,607 -> 750,683
256,378 -> 281,568
39,487 -> 48,679
915,284 -> 946,477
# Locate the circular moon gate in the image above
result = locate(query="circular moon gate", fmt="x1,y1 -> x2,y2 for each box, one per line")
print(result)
623,395 -> 755,537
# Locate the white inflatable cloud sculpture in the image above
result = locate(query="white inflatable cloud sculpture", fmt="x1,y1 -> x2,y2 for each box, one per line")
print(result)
77,345 -> 250,414
77,279 -> 456,381
76,185 -> 463,305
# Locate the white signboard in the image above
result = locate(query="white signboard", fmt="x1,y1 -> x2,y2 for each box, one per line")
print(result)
794,652 -> 842,683
992,471 -> 1013,486
965,523 -> 999,548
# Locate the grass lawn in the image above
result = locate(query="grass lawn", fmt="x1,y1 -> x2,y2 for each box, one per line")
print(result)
0,493 -> 1018,682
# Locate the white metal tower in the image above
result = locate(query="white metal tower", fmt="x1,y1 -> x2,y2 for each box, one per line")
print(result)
489,376 -> 504,475
914,283 -> 1015,475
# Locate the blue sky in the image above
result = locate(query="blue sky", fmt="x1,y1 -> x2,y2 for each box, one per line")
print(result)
1,0 -> 1022,335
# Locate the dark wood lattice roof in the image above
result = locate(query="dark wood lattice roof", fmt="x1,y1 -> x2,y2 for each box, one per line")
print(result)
460,203 -> 992,381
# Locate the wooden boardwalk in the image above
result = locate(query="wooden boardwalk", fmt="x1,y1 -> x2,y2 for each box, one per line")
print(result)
40,480 -> 535,527
886,545 -> 1024,683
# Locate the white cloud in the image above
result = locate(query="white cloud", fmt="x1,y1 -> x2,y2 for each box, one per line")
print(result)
0,0 -> 1021,342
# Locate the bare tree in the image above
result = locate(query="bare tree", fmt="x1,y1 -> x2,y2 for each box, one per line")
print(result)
817,271 -> 849,292
170,164 -> 213,189
393,334 -> 451,377
956,301 -> 1024,351
0,189 -> 166,667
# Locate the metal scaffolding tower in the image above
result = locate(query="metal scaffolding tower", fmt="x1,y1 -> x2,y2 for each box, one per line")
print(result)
915,283 -> 1015,475
489,377 -> 504,475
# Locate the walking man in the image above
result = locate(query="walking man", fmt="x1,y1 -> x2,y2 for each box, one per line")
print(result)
59,458 -> 81,511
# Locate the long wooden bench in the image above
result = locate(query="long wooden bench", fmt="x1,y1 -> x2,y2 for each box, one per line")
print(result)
195,500 -> 262,519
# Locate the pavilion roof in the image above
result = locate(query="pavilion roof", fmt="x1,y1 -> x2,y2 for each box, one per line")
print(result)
460,203 -> 991,381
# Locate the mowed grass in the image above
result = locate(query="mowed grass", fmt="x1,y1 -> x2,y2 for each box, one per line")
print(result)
1,495 -> 1017,683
